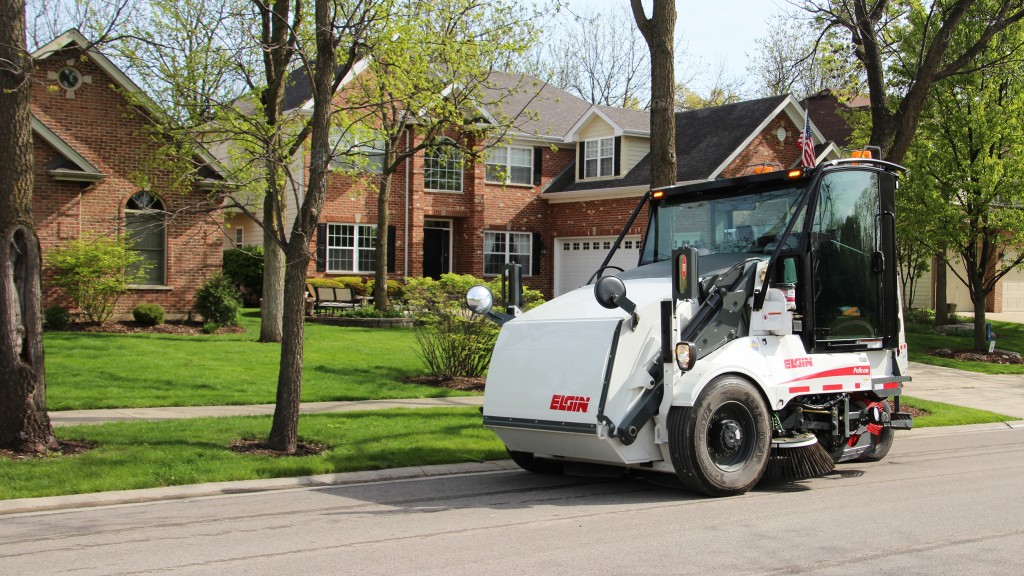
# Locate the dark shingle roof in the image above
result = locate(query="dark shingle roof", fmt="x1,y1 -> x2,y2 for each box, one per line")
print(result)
546,95 -> 789,193
477,71 -> 593,139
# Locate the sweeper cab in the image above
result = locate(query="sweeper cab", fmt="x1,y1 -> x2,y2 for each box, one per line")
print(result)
466,154 -> 913,497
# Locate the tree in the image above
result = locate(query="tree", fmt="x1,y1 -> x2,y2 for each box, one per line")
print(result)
631,0 -> 676,188
906,27 -> 1024,350
334,0 -> 538,311
801,0 -> 1024,164
748,11 -> 865,100
0,0 -> 58,453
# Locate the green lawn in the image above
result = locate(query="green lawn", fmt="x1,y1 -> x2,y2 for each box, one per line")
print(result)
906,319 -> 1024,375
44,310 -> 475,410
0,408 -> 506,500
904,396 -> 1016,427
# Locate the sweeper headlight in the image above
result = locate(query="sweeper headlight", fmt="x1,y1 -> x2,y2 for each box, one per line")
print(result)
675,341 -> 697,371
465,285 -> 494,315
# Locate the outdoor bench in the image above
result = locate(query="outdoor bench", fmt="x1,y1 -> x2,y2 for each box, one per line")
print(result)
310,285 -> 364,316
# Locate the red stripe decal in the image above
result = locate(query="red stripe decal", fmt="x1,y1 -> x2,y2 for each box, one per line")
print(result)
780,366 -> 870,385
883,382 -> 899,389
822,384 -> 844,391
789,386 -> 811,394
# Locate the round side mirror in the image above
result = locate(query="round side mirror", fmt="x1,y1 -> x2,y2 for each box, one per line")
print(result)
594,275 -> 626,310
465,285 -> 494,315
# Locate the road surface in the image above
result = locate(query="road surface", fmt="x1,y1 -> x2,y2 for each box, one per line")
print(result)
2,426 -> 1022,575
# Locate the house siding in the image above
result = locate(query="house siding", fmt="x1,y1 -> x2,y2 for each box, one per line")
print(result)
32,48 -> 222,319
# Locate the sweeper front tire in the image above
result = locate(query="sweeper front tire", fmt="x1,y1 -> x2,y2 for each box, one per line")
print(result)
668,375 -> 771,497
507,449 -> 564,474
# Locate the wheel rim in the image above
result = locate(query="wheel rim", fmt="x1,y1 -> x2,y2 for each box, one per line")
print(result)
705,400 -> 757,471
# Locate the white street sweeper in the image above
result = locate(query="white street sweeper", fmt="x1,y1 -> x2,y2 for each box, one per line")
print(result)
466,153 -> 913,497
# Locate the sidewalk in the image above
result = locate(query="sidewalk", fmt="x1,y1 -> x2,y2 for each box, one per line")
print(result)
48,361 -> 1023,427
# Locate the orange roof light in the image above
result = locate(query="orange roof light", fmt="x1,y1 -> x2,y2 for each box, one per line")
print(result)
851,149 -> 873,159
787,169 -> 803,179
652,190 -> 665,199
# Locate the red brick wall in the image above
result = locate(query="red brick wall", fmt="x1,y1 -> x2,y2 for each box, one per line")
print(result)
721,114 -> 803,177
31,49 -> 222,319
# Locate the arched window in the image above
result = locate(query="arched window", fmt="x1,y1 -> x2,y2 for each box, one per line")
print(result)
125,192 -> 166,285
424,139 -> 463,192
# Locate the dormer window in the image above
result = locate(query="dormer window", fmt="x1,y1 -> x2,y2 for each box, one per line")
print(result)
582,137 -> 615,178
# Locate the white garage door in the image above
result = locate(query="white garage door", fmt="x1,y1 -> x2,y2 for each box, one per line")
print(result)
555,236 -> 642,296
1000,252 -> 1024,311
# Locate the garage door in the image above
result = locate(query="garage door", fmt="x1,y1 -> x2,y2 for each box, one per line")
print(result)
555,236 -> 642,296
1000,252 -> 1024,311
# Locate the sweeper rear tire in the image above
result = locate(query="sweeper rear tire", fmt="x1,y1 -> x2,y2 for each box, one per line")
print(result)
668,375 -> 771,497
507,449 -> 564,474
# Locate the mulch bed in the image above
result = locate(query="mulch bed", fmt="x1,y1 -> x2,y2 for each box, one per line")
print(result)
401,375 -> 486,391
227,439 -> 327,456
929,348 -> 1024,365
0,439 -> 95,461
59,320 -> 245,336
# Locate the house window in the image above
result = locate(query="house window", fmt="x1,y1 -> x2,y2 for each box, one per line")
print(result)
234,228 -> 244,248
330,128 -> 384,173
484,231 -> 531,275
326,223 -> 377,273
125,191 -> 166,285
584,137 -> 614,178
424,140 -> 463,192
485,145 -> 532,185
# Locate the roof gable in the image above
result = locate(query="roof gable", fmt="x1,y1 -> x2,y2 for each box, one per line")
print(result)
31,115 -> 106,182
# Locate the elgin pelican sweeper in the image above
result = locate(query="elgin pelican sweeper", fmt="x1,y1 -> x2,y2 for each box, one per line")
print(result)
466,153 -> 913,497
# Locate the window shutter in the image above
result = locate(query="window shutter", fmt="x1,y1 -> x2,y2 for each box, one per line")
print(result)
533,147 -> 543,186
532,232 -> 542,276
614,136 -> 622,176
387,225 -> 396,273
316,223 -> 327,272
577,141 -> 586,179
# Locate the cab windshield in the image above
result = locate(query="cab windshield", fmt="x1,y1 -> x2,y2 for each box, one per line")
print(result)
640,184 -> 808,265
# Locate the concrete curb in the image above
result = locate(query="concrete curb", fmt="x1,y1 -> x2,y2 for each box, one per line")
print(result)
0,460 -> 519,517
4,421 -> 1022,517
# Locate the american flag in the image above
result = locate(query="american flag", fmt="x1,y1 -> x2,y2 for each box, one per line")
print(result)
798,111 -> 816,168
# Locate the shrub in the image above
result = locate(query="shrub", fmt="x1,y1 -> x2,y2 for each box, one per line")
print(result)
44,306 -> 71,330
193,273 -> 242,326
202,322 -> 221,334
405,274 -> 545,379
222,245 -> 264,306
132,303 -> 165,326
47,237 -> 149,322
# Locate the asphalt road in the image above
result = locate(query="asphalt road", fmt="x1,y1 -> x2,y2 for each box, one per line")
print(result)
2,427 -> 1022,576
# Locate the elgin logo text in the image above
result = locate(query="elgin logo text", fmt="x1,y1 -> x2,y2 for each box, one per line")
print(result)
784,357 -> 813,370
550,395 -> 590,413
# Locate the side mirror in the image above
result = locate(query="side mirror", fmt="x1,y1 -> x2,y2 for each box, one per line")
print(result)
465,285 -> 494,315
595,275 -> 638,329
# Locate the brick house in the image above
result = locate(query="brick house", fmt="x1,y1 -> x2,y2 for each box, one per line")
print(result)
32,30 -> 229,319
228,69 -> 832,299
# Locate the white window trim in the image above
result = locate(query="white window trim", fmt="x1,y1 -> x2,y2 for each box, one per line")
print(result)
326,223 -> 378,274
125,192 -> 167,287
583,136 -> 615,179
424,143 -> 464,192
234,228 -> 244,248
485,144 -> 533,186
483,230 -> 532,277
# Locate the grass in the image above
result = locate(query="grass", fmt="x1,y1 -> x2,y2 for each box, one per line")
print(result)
902,395 -> 1016,428
0,397 -> 1013,501
44,310 -> 474,410
906,319 -> 1024,375
0,408 -> 506,500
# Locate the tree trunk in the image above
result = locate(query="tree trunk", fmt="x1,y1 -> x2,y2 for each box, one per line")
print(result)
935,255 -> 949,325
373,170 -> 393,311
972,296 -> 988,352
0,0 -> 58,453
267,241 -> 310,453
631,0 -> 676,188
259,182 -> 285,343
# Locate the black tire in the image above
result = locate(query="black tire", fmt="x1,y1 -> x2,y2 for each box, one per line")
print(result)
507,449 -> 563,474
858,400 -> 894,462
667,375 -> 771,497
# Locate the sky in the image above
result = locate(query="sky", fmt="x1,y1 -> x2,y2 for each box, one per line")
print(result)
560,0 -> 785,93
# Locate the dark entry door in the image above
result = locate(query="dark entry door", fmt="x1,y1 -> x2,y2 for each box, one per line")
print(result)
422,222 -> 451,279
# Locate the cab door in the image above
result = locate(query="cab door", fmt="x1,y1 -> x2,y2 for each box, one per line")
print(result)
807,169 -> 898,352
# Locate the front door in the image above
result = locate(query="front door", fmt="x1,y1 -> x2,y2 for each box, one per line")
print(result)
423,219 -> 451,279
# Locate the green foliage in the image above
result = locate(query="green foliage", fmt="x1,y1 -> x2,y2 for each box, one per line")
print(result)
404,274 -> 545,378
47,237 -> 149,323
202,322 -> 221,334
222,245 -> 264,304
44,306 -> 71,330
132,304 -> 166,326
337,306 -> 406,319
366,278 -> 403,302
193,273 -> 241,326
